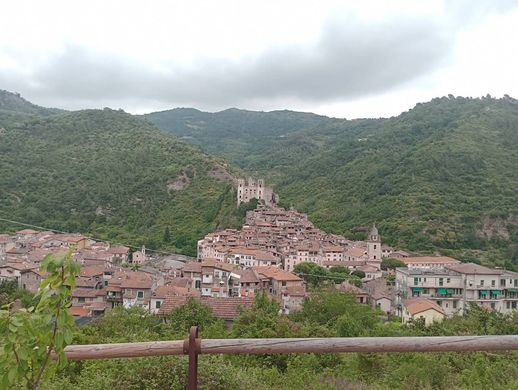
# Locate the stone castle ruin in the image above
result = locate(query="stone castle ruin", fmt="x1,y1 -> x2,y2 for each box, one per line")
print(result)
237,178 -> 278,207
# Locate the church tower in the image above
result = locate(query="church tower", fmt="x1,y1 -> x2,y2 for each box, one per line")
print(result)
367,224 -> 382,269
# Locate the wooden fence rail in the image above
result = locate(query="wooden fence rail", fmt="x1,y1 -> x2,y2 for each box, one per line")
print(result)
62,334 -> 518,360
58,330 -> 518,390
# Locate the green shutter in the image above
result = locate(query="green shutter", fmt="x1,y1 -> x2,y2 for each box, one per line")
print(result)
412,287 -> 423,292
446,289 -> 454,294
479,290 -> 489,295
437,288 -> 447,295
491,290 -> 501,295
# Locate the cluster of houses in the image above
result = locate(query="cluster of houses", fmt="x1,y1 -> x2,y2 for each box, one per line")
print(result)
2,202 -> 518,328
331,253 -> 518,326
197,204 -> 393,280
0,228 -> 306,323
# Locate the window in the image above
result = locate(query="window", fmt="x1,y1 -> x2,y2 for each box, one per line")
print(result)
501,279 -> 506,287
414,277 -> 419,286
195,280 -> 201,289
439,278 -> 443,286
78,297 -> 85,303
155,301 -> 161,309
137,291 -> 144,299
491,280 -> 496,287
282,281 -> 287,287
446,278 -> 450,284
480,280 -> 484,286
453,301 -> 457,309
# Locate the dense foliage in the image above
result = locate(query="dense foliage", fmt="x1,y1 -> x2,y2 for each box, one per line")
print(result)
147,96 -> 518,267
143,107 -> 329,167
32,290 -> 518,389
0,251 -> 79,389
0,100 -> 248,256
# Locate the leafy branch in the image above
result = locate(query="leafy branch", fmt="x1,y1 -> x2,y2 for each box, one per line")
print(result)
0,249 -> 79,389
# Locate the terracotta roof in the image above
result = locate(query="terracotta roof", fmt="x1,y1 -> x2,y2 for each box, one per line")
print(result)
70,307 -> 90,317
72,288 -> 104,298
164,278 -> 191,288
87,301 -> 108,310
339,282 -> 368,295
158,296 -> 189,313
445,263 -> 502,275
202,297 -> 254,320
75,276 -> 101,288
159,296 -> 254,320
80,266 -> 106,277
252,266 -> 303,282
152,285 -> 199,298
1,262 -> 39,271
358,265 -> 379,273
182,261 -> 202,273
200,260 -> 235,272
363,278 -> 393,300
120,271 -> 153,289
345,247 -> 366,257
108,246 -> 130,254
284,285 -> 306,297
402,256 -> 460,265
404,298 -> 445,316
323,245 -> 344,252
235,269 -> 260,284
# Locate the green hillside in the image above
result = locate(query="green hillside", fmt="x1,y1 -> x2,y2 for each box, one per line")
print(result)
0,104 -> 245,256
144,107 -> 329,166
148,96 -> 518,267
0,89 -> 64,116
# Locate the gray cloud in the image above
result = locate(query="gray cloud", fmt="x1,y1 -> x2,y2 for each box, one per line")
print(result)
0,15 -> 453,111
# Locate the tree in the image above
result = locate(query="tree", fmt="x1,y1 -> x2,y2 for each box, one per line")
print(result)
162,226 -> 171,243
0,250 -> 79,389
351,270 -> 366,279
293,262 -> 327,287
381,258 -> 406,270
168,298 -> 223,336
328,266 -> 351,284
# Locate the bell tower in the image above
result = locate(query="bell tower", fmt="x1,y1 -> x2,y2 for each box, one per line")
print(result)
367,224 -> 382,268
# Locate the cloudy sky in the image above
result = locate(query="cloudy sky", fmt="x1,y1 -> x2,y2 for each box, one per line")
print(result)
1,0 -> 517,118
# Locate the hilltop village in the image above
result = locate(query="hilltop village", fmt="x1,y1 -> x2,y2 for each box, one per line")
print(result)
1,179 -> 518,326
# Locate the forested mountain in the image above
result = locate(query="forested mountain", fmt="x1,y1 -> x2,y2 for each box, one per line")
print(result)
147,96 -> 518,267
144,107 -> 330,166
0,101 -> 246,256
0,89 -> 64,116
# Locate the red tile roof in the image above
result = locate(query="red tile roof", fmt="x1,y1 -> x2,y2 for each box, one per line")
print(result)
445,263 -> 502,275
404,298 -> 445,316
70,307 -> 90,317
252,266 -> 303,282
158,296 -> 254,320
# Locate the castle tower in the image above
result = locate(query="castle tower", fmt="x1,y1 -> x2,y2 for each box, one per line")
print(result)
367,224 -> 382,268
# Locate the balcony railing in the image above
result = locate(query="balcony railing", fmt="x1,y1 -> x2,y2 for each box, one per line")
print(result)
56,327 -> 518,390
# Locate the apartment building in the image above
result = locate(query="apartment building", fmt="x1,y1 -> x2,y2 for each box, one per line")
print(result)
396,263 -> 518,316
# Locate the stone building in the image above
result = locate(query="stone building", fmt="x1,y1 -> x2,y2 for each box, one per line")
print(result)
237,178 -> 278,206
366,225 -> 382,269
